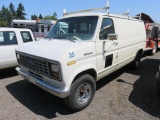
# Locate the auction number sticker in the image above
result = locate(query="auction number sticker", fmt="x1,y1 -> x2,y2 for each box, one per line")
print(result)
69,52 -> 75,58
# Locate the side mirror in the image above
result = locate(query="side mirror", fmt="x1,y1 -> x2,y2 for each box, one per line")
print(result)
108,33 -> 118,40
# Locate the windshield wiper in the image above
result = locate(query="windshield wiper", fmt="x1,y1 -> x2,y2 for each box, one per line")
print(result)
54,36 -> 75,43
54,36 -> 67,39
67,39 -> 75,43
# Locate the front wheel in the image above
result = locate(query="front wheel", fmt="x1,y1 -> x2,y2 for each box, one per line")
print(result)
64,74 -> 96,111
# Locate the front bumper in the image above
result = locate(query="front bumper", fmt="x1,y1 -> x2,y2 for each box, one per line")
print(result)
16,67 -> 70,98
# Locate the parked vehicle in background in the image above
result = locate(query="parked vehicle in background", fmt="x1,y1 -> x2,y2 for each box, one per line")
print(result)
0,28 -> 35,70
11,19 -> 56,39
145,23 -> 160,55
15,3 -> 146,111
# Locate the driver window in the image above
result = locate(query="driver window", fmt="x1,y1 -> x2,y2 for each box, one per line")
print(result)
99,18 -> 115,40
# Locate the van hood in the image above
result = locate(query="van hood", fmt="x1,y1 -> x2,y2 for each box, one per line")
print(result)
16,39 -> 96,62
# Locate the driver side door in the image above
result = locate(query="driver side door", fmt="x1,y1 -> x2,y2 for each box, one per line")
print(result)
96,17 -> 118,79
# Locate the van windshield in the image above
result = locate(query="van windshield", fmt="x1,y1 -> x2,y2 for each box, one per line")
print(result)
45,16 -> 98,41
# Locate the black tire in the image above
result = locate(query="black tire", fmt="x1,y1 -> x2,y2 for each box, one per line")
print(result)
151,27 -> 159,39
149,42 -> 157,55
130,52 -> 141,70
156,74 -> 160,98
64,74 -> 96,111
156,86 -> 160,98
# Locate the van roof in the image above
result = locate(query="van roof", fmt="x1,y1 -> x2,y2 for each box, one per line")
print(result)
60,12 -> 141,21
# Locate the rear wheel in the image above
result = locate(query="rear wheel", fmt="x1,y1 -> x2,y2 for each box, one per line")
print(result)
130,52 -> 141,70
64,74 -> 96,111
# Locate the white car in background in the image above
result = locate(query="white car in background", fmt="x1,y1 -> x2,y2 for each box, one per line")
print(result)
0,28 -> 35,70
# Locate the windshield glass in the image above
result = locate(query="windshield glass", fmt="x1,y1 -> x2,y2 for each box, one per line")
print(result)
45,16 -> 98,41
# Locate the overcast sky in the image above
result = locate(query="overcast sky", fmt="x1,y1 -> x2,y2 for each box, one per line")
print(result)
0,0 -> 160,22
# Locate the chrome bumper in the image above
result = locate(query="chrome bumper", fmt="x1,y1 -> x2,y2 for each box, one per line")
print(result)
16,67 -> 70,98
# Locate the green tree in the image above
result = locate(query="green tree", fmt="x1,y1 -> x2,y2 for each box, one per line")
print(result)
44,14 -> 57,20
39,14 -> 43,19
0,5 -> 12,25
0,14 -> 2,21
31,14 -> 37,20
6,8 -> 12,25
0,21 -> 7,27
53,12 -> 57,18
16,3 -> 26,19
31,15 -> 34,20
0,5 -> 7,21
9,3 -> 16,19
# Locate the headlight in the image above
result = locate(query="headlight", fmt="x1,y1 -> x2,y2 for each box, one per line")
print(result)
16,53 -> 20,59
49,62 -> 61,80
51,63 -> 59,73
16,53 -> 20,63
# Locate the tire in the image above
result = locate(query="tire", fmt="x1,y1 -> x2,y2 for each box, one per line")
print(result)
64,74 -> 96,111
156,85 -> 160,98
156,72 -> 160,98
151,27 -> 159,39
149,42 -> 157,55
130,52 -> 141,70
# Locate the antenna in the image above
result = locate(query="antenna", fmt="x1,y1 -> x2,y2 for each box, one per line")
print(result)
63,9 -> 67,16
106,1 -> 110,14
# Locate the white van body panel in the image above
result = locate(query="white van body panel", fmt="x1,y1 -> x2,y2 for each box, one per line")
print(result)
112,16 -> 146,70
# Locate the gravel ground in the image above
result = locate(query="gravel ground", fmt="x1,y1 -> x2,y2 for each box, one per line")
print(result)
0,51 -> 160,120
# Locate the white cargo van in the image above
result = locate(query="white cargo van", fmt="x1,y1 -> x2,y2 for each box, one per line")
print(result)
0,28 -> 35,69
15,6 -> 146,110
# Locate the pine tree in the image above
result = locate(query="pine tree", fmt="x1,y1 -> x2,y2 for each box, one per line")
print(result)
53,12 -> 57,18
16,3 -> 26,19
9,3 -> 16,19
39,14 -> 43,19
0,5 -> 12,25
31,14 -> 34,20
1,5 -> 7,21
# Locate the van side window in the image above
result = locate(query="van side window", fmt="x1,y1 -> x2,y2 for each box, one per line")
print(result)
99,18 -> 115,40
0,31 -> 18,45
21,31 -> 33,43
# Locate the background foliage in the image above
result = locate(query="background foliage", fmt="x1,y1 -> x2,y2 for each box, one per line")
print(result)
0,3 -> 57,26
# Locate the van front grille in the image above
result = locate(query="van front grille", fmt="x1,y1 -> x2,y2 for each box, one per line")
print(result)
19,53 -> 49,77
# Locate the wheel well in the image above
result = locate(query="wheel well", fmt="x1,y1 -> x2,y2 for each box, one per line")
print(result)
72,69 -> 97,84
137,49 -> 143,56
